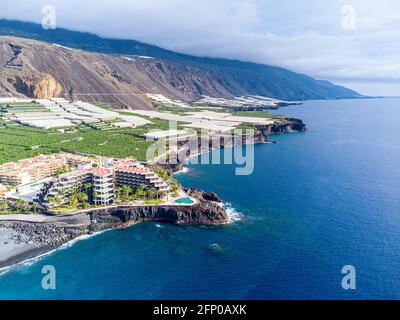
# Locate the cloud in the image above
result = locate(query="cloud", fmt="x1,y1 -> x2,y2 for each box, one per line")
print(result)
1,0 -> 399,95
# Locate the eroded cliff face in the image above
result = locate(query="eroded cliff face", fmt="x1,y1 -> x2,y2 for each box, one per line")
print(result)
33,74 -> 63,99
6,74 -> 62,99
0,39 -> 64,100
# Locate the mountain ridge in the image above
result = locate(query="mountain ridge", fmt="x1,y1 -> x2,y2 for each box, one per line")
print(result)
0,19 -> 361,109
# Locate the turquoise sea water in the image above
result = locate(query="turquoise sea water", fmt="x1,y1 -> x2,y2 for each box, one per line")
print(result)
0,98 -> 399,299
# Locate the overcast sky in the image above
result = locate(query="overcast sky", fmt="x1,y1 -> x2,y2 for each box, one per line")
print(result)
1,0 -> 399,96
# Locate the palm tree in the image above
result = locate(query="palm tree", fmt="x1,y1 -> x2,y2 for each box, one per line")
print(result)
92,191 -> 98,205
135,185 -> 147,200
154,167 -> 169,180
68,195 -> 78,208
78,192 -> 88,207
78,192 -> 88,202
71,189 -> 79,198
47,196 -> 55,208
0,200 -> 9,213
17,200 -> 29,213
58,189 -> 68,197
54,196 -> 63,207
171,182 -> 180,197
31,202 -> 38,214
77,182 -> 84,192
122,185 -> 132,201
115,187 -> 122,201
84,183 -> 92,195
147,188 -> 157,200
14,199 -> 22,212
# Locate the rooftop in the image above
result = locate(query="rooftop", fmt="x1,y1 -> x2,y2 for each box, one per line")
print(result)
116,166 -> 152,174
91,168 -> 113,177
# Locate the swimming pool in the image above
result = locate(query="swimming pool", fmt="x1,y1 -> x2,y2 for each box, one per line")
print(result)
174,197 -> 194,204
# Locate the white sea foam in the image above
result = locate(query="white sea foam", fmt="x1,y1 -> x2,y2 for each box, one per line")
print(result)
174,167 -> 190,175
0,269 -> 10,277
220,204 -> 243,223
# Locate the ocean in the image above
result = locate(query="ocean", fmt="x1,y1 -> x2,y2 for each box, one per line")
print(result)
0,98 -> 399,299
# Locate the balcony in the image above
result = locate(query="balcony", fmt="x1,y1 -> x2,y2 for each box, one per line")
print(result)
93,181 -> 113,187
94,188 -> 114,194
94,193 -> 114,198
93,176 -> 113,181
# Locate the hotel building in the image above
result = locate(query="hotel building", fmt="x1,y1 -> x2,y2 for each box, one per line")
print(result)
39,157 -> 169,208
0,153 -> 101,186
114,158 -> 169,193
40,168 -> 115,206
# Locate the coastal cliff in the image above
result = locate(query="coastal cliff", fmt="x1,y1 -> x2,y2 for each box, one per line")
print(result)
0,189 -> 228,267
256,118 -> 307,134
89,189 -> 227,232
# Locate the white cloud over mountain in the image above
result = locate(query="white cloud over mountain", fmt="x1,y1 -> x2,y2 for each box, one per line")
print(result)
1,0 -> 399,95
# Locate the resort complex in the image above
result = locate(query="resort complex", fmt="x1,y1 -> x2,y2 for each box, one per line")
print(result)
39,157 -> 170,208
0,152 -> 99,186
0,152 -> 174,213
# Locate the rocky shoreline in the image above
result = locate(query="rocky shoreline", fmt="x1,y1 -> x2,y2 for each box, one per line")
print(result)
0,189 -> 228,269
256,117 -> 306,134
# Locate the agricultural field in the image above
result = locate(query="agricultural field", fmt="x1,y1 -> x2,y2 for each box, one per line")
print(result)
0,101 -> 50,114
0,99 -> 280,164
0,99 -> 190,163
0,120 -> 172,164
